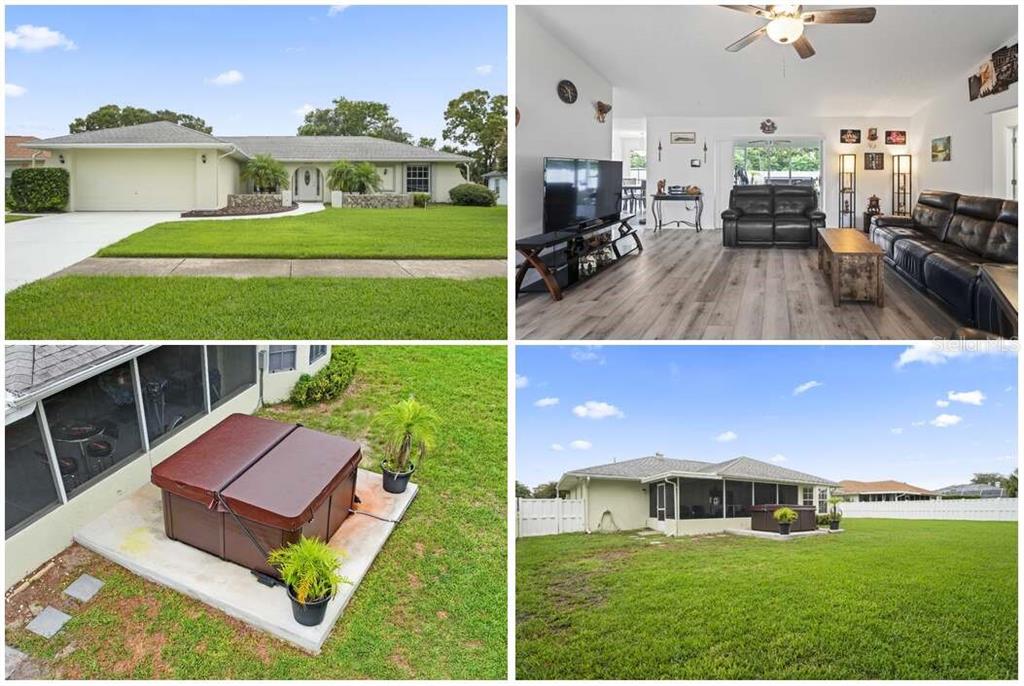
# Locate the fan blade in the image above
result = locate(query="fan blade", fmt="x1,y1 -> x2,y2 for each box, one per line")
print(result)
792,34 -> 816,59
802,7 -> 876,24
722,5 -> 772,18
726,26 -> 768,52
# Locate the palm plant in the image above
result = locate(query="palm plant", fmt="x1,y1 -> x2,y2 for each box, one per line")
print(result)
373,396 -> 440,474
241,154 -> 289,193
267,536 -> 349,604
772,506 -> 798,524
827,494 -> 844,521
326,160 -> 382,194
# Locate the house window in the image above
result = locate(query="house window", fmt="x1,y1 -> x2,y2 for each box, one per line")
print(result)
42,362 -> 145,500
5,413 -> 61,537
406,165 -> 430,193
817,488 -> 828,514
309,345 -> 328,365
802,486 -> 814,507
207,346 -> 256,409
137,346 -> 207,447
268,345 -> 297,373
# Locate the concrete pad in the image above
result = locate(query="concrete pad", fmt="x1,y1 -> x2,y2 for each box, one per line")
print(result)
25,607 -> 72,639
290,259 -> 410,278
6,646 -> 29,677
396,259 -> 507,279
170,258 -> 291,278
63,574 -> 104,602
74,470 -> 416,654
54,257 -> 184,278
725,528 -> 833,541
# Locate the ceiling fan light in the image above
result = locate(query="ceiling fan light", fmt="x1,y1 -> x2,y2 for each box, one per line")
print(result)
766,16 -> 804,44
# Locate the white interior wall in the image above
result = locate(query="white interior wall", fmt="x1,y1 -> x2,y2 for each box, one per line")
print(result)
991,108 -> 1018,200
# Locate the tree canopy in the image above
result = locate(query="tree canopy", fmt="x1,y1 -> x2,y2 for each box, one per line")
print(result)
69,105 -> 212,134
297,97 -> 411,142
515,481 -> 532,499
442,89 -> 507,183
970,472 -> 1005,486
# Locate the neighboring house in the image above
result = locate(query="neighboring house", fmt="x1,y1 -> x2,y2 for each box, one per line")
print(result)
836,479 -> 938,502
557,454 -> 837,536
4,343 -> 332,589
482,170 -> 508,205
936,483 -> 1007,498
5,135 -> 50,189
20,121 -> 472,211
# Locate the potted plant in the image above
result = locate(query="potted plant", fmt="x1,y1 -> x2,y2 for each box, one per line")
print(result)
827,495 -> 844,531
267,536 -> 349,627
327,160 -> 383,207
373,396 -> 440,494
773,506 -> 798,535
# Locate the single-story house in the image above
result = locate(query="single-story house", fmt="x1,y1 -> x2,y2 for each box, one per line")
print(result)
482,170 -> 508,205
20,121 -> 472,211
936,483 -> 1007,498
4,343 -> 332,589
557,454 -> 838,536
836,479 -> 938,502
5,135 -> 50,188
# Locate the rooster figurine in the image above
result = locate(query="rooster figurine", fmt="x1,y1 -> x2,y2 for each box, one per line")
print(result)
594,101 -> 611,123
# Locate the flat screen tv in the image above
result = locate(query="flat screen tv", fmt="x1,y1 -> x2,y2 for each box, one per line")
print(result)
543,158 -> 623,232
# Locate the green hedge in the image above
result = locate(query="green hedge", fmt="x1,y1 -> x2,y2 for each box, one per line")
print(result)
289,347 -> 357,406
449,183 -> 496,207
9,167 -> 70,212
412,192 -> 431,208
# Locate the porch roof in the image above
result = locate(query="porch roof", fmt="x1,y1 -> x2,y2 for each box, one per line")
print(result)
559,455 -> 838,489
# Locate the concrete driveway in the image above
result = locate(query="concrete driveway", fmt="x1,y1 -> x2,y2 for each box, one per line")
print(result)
5,212 -> 178,291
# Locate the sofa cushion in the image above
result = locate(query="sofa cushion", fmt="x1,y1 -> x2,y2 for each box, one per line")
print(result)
980,200 -> 1018,263
730,187 -> 773,215
735,216 -> 774,244
872,225 -> 922,259
911,190 -> 959,239
944,194 -> 1002,254
774,215 -> 812,244
892,238 -> 944,287
773,188 -> 816,216
923,249 -> 982,324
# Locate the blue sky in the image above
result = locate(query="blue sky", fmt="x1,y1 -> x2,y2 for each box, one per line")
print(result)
516,344 -> 1019,491
4,5 -> 506,139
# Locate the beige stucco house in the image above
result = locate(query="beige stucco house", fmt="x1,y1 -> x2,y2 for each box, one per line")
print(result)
557,454 -> 838,536
21,121 -> 472,211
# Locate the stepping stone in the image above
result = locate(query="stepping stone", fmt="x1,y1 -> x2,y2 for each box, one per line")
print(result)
63,574 -> 103,602
25,607 -> 71,639
6,646 -> 28,678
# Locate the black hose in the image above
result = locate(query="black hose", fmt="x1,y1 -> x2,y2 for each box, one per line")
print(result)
348,508 -> 400,524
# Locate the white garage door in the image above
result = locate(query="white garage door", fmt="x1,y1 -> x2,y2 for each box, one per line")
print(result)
73,149 -> 197,211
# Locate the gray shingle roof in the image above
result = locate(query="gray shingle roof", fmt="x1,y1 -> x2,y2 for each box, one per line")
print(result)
6,345 -> 140,399
220,136 -> 472,163
563,455 -> 836,486
23,121 -> 232,148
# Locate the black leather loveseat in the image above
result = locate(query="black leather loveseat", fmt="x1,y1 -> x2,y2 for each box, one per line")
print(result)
722,185 -> 825,247
870,190 -> 1017,327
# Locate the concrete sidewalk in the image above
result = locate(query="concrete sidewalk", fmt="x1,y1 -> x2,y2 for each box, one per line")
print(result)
54,257 -> 507,280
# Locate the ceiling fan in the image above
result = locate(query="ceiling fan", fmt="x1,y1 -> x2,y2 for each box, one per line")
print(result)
723,5 -> 877,59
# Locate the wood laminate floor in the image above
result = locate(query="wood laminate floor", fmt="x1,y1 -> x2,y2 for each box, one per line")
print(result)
516,229 -> 959,340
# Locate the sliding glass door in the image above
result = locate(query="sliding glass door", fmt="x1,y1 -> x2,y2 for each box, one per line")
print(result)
733,139 -> 823,193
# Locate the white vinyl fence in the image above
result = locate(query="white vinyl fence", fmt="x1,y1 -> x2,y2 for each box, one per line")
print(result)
516,498 -> 585,537
840,498 -> 1018,521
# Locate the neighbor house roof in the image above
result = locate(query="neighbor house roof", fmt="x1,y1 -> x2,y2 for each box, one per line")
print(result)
837,479 -> 936,496
559,455 -> 837,488
22,122 -> 472,163
6,136 -> 49,160
936,483 -> 1006,498
5,345 -> 142,404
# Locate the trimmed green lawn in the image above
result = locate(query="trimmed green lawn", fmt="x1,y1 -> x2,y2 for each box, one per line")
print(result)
97,206 -> 507,259
4,276 -> 506,339
5,346 -> 507,679
5,213 -> 37,223
517,520 -> 1017,679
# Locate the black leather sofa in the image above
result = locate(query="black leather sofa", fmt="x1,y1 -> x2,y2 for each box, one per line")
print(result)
722,186 -> 826,247
869,190 -> 1017,327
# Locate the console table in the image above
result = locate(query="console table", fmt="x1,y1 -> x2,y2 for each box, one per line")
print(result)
515,215 -> 642,301
650,193 -> 703,232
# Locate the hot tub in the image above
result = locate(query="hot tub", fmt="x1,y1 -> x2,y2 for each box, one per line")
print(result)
151,413 -> 361,577
749,504 -> 817,533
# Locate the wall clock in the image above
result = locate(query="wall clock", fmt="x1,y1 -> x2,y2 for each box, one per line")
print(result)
557,79 -> 578,104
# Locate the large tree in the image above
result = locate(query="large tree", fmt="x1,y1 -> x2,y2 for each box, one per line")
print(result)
297,97 -> 411,143
515,481 -> 532,499
69,105 -> 212,134
442,89 -> 507,183
971,472 -> 1005,486
532,482 -> 559,499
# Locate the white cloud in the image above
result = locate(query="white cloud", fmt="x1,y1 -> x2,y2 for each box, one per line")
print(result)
572,401 -> 623,419
5,83 -> 26,98
792,380 -> 823,396
570,347 -> 605,364
947,390 -> 986,406
911,420 -> 927,427
475,64 -> 493,75
550,443 -> 564,452
890,427 -> 904,435
515,374 -> 528,389
293,103 -> 316,117
206,69 -> 244,86
769,454 -> 787,464
569,440 -> 592,450
5,25 -> 76,52
935,399 -> 950,408
715,431 -> 738,443
896,341 -> 1017,368
534,397 -> 559,408
929,414 -> 963,428
327,5 -> 349,16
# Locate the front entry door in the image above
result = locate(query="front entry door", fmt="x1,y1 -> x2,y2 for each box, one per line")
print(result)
295,167 -> 320,201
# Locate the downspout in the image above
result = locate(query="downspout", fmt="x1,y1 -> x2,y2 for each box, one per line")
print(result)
722,477 -> 727,522
673,477 -> 680,537
584,476 -> 591,533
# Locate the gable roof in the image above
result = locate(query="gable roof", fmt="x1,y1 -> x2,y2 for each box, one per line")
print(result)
23,121 -> 233,149
560,455 -> 837,487
837,479 -> 936,496
6,345 -> 141,403
6,136 -> 49,160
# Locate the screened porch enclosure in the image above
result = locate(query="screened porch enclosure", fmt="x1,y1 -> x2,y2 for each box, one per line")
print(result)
648,477 -> 803,521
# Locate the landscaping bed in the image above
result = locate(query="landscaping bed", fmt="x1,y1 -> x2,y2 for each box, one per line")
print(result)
517,519 -> 1018,679
180,203 -> 298,218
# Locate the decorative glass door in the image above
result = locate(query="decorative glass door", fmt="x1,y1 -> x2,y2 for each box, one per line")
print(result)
733,139 -> 822,194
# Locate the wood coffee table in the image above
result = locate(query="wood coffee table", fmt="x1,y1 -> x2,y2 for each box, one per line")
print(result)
817,228 -> 884,307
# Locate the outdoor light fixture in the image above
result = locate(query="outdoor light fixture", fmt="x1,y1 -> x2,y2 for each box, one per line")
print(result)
766,13 -> 804,44
892,154 -> 912,215
201,154 -> 207,164
58,154 -> 65,165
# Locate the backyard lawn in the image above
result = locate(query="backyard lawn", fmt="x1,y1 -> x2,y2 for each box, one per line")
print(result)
4,276 -> 506,339
5,346 -> 507,679
516,520 -> 1017,680
97,206 -> 507,259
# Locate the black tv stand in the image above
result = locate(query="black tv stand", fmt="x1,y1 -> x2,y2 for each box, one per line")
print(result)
515,215 -> 643,301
